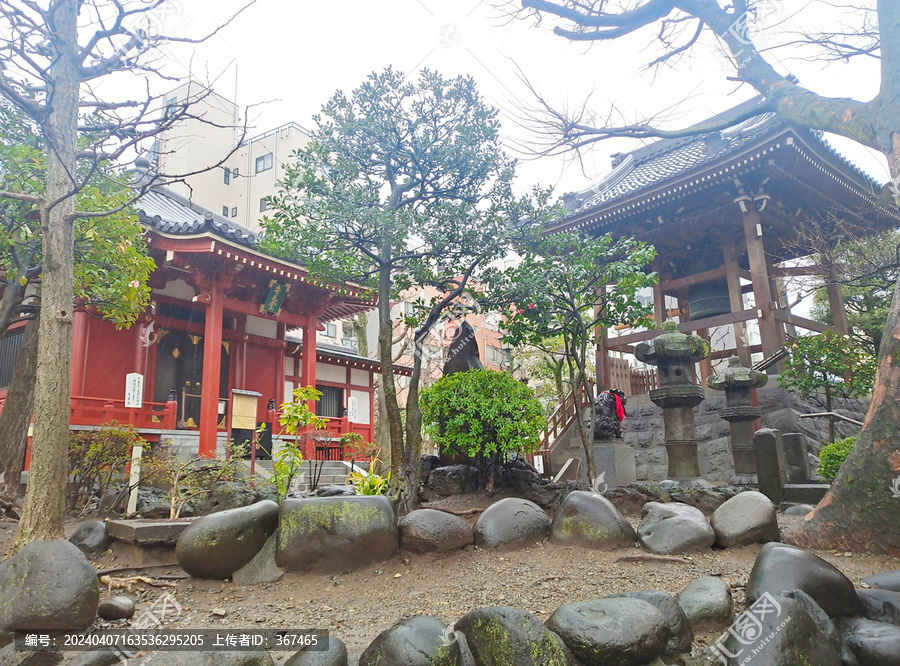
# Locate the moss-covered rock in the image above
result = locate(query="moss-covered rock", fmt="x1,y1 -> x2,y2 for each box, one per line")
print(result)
473,499 -> 549,550
550,490 -> 636,550
359,616 -> 461,666
0,539 -> 99,631
547,597 -> 668,665
175,500 -> 279,580
275,496 -> 398,573
455,606 -> 579,666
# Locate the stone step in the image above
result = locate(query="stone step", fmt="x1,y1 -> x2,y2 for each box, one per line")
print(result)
783,483 -> 830,505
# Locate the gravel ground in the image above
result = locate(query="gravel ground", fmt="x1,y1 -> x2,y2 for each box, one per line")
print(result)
1,496 -> 897,663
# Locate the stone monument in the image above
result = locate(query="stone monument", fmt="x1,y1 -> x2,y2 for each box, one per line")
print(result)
707,355 -> 768,485
442,319 -> 483,376
635,320 -> 710,487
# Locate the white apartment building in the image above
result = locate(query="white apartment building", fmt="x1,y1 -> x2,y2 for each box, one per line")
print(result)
154,82 -> 310,231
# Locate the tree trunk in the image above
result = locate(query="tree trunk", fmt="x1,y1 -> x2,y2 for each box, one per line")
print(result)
13,0 -> 79,551
0,316 -> 39,504
377,240 -> 406,505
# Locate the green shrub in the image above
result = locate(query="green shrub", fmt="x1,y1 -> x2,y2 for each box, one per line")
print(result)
419,368 -> 546,459
817,437 -> 856,481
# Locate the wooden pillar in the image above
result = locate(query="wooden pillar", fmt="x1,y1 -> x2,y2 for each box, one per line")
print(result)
302,318 -> 318,408
742,210 -> 779,362
276,322 -> 287,413
697,329 -> 713,386
653,282 -> 666,325
823,252 -> 850,334
71,309 -> 90,395
198,283 -> 224,458
766,254 -> 788,346
594,296 -> 610,391
723,237 -> 751,366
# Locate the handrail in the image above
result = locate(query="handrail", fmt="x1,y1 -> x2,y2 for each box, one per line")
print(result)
799,412 -> 863,427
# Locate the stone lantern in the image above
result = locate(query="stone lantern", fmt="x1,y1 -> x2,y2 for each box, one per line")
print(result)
635,320 -> 710,486
707,355 -> 768,484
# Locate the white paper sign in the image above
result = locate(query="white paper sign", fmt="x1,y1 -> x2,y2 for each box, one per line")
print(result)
125,373 -> 144,409
533,455 -> 544,474
347,396 -> 358,423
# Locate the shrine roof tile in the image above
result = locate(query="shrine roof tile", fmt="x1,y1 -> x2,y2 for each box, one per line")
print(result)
563,106 -> 882,217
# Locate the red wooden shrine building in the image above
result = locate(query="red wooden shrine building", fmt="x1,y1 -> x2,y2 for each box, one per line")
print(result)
0,186 -> 388,461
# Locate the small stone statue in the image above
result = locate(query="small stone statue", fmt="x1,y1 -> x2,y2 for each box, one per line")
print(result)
593,388 -> 627,440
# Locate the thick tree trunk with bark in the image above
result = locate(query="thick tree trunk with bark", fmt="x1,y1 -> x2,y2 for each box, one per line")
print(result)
12,0 -> 79,551
0,317 -> 39,504
787,150 -> 900,555
787,272 -> 900,555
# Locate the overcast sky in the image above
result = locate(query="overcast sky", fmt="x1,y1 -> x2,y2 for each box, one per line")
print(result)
134,0 -> 888,198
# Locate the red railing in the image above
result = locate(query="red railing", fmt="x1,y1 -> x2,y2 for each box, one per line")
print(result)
0,394 -> 176,431
69,396 -> 176,430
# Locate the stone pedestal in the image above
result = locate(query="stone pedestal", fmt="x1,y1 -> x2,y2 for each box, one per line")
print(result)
592,441 -> 637,489
753,428 -> 788,505
636,321 -> 710,486
707,356 -> 768,485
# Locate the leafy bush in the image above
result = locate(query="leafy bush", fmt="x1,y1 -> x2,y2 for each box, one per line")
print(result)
67,421 -> 145,514
271,444 -> 304,500
420,368 -> 546,459
348,457 -> 389,495
818,437 -> 856,481
779,331 -> 875,400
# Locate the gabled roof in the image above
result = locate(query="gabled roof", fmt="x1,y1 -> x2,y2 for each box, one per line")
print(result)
135,185 -> 376,321
555,106 -> 894,234
136,186 -> 260,247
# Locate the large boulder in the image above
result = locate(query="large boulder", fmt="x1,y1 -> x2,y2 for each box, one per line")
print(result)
746,542 -> 861,618
710,491 -> 780,548
676,577 -> 733,631
285,636 -> 348,666
714,590 -> 843,666
550,490 -> 636,550
0,539 -> 99,631
862,571 -> 900,593
455,606 -> 578,666
546,597 -> 669,665
399,509 -> 472,554
858,589 -> 900,626
359,615 -> 461,666
607,590 -> 693,656
68,520 -> 112,555
428,466 -> 480,496
638,502 -> 715,554
176,500 -> 279,580
276,496 -> 398,573
473,499 -> 549,550
837,617 -> 900,665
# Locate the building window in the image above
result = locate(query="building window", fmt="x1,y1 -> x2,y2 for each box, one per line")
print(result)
164,96 -> 178,118
0,329 -> 24,390
231,207 -> 238,218
323,322 -> 337,338
259,197 -> 271,212
222,206 -> 229,218
224,167 -> 231,185
315,385 -> 343,418
255,153 -> 273,174
487,345 -> 508,366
